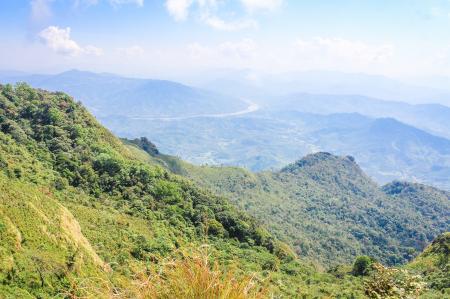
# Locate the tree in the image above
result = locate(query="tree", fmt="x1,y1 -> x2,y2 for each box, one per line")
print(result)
352,255 -> 375,276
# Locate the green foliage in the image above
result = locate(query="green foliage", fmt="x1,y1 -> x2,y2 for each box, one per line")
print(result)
352,256 -> 375,276
0,84 -> 368,298
406,232 -> 450,297
152,150 -> 449,268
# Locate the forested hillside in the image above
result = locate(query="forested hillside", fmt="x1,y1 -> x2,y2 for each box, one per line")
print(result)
0,84 -> 448,298
136,145 -> 450,267
0,84 -> 369,298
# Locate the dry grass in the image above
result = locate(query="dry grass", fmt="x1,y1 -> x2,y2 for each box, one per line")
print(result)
133,246 -> 270,299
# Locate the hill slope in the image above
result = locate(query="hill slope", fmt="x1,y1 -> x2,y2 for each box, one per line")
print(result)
0,83 -> 367,298
140,147 -> 450,267
406,232 -> 449,296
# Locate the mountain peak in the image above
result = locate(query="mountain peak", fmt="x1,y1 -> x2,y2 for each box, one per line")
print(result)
281,152 -> 357,173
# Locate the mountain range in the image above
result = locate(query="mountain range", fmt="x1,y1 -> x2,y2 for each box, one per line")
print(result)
2,70 -> 450,191
131,142 -> 450,267
0,84 -> 448,298
0,70 -> 248,118
196,69 -> 450,106
108,110 -> 450,190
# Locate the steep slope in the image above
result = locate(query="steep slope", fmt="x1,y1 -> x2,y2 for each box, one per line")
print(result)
139,147 -> 450,267
0,83 -> 367,298
406,232 -> 449,296
1,70 -> 248,118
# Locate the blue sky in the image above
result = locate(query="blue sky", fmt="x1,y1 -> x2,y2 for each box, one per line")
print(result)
1,0 -> 450,79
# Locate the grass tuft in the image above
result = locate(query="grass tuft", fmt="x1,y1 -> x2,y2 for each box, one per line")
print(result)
134,246 -> 269,299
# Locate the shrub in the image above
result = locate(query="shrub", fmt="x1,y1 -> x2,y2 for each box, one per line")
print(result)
364,263 -> 426,299
352,256 -> 375,276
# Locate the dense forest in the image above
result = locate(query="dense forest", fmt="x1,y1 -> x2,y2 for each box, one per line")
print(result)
135,146 -> 449,268
0,84 -> 448,298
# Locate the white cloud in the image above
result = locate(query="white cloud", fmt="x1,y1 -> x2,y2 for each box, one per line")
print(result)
183,37 -> 395,74
117,45 -> 145,56
76,0 -> 145,6
187,38 -> 257,62
164,0 -> 264,30
109,0 -> 144,6
72,0 -> 99,7
39,26 -> 103,56
295,37 -> 394,65
165,0 -> 193,21
84,45 -> 104,56
30,0 -> 53,21
201,14 -> 257,31
240,0 -> 282,12
218,38 -> 257,58
187,42 -> 211,58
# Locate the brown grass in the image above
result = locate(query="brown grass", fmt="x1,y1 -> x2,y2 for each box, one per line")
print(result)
133,246 -> 270,299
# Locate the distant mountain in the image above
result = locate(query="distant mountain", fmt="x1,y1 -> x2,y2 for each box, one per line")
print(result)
0,69 -> 248,118
105,110 -> 450,190
199,70 -> 450,106
3,69 -> 450,190
299,113 -> 450,188
267,93 -> 450,139
133,147 -> 450,267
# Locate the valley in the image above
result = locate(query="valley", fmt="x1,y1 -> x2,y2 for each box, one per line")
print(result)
0,84 -> 448,298
3,70 -> 450,191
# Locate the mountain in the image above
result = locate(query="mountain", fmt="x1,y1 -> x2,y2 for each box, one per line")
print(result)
266,93 -> 450,139
139,148 -> 450,267
1,83 -> 360,298
0,83 -> 448,298
0,70 -> 248,118
302,113 -> 450,189
3,70 -> 450,190
108,110 -> 450,190
199,70 -> 450,106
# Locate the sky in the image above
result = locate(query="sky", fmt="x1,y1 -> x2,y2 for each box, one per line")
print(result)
1,0 -> 450,80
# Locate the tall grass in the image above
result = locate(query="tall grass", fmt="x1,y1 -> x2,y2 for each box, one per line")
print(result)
134,246 -> 270,299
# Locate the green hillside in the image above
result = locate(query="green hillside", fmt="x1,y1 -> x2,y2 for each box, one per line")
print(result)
138,146 -> 449,268
406,232 -> 449,297
0,84 -> 370,298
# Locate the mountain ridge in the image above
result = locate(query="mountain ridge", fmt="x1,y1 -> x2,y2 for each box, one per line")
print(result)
0,83 -> 448,298
137,145 -> 450,267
